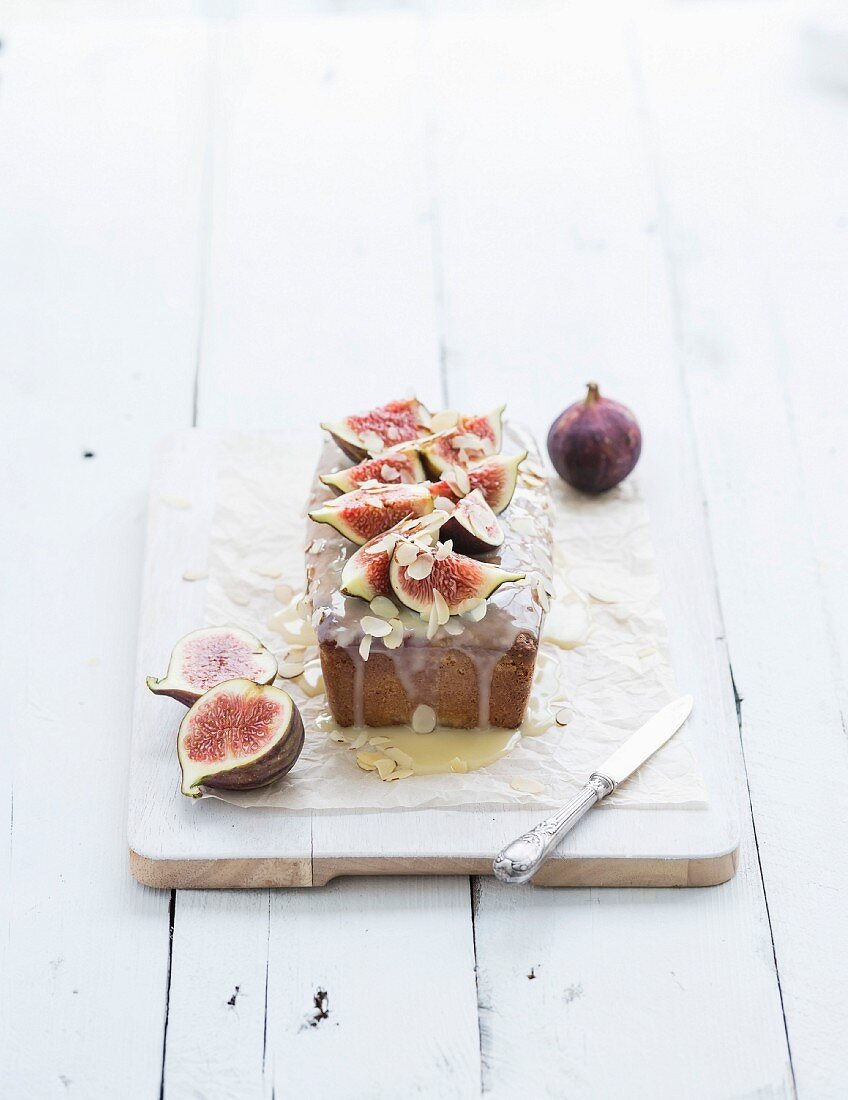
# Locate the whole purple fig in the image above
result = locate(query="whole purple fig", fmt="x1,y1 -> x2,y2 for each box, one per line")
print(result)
547,383 -> 641,493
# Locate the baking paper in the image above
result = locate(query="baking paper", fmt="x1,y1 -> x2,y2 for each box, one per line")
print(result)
199,431 -> 707,811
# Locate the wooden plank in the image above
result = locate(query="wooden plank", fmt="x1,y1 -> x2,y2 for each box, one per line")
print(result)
426,8 -> 793,1096
160,15 -> 481,1100
635,6 -> 848,1095
0,19 -> 206,1097
264,878 -> 481,1097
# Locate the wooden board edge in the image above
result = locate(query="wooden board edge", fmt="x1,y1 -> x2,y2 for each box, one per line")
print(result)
128,849 -> 313,889
314,851 -> 739,888
129,846 -> 738,889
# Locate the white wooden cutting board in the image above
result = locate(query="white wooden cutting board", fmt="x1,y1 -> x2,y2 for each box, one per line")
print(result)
127,430 -> 740,888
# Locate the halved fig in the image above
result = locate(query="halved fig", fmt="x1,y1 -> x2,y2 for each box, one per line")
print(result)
340,529 -> 397,601
146,626 -> 278,706
439,489 -> 504,555
320,446 -> 426,494
320,397 -> 432,461
430,452 -> 527,514
178,679 -> 304,798
309,483 -> 434,545
340,514 -> 442,600
419,406 -> 505,476
389,537 -> 523,616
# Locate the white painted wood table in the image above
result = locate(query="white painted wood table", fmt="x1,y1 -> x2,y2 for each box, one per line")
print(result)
3,2 -> 847,1096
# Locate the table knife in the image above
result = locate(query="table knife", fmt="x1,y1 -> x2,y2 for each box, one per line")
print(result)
492,694 -> 694,884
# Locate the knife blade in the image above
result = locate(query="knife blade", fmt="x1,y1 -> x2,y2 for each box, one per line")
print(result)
492,694 -> 694,885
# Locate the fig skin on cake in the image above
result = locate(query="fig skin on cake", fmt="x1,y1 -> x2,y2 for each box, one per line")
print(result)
305,422 -> 553,730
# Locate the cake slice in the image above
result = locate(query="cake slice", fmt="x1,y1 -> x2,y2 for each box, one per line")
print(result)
305,416 -> 553,730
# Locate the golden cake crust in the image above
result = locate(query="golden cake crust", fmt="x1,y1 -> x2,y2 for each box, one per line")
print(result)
319,630 -> 538,729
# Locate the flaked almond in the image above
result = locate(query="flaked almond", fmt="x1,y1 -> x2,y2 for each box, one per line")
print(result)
356,757 -> 378,772
432,496 -> 456,513
369,736 -> 392,747
442,618 -> 464,636
430,409 -> 460,432
510,777 -> 545,794
376,758 -> 397,781
277,617 -> 317,646
511,516 -> 536,535
380,463 -> 401,481
182,570 -> 209,582
391,767 -> 414,780
555,708 -> 572,726
434,540 -> 453,560
412,704 -> 437,733
451,432 -> 485,450
384,618 -> 405,649
369,595 -> 398,619
251,564 -> 283,578
273,600 -> 306,624
359,634 -> 372,661
160,495 -> 191,510
407,553 -> 434,581
361,615 -> 393,638
300,661 -> 325,697
426,602 -> 439,640
277,660 -> 306,679
458,597 -> 487,623
433,589 -> 450,626
274,583 -> 295,603
395,540 -> 419,567
449,756 -> 468,773
357,751 -> 385,767
226,589 -> 250,607
444,464 -> 471,496
351,732 -> 368,749
385,746 -> 414,768
533,585 -> 552,613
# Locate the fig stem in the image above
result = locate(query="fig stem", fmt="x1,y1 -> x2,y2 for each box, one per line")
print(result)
585,382 -> 601,404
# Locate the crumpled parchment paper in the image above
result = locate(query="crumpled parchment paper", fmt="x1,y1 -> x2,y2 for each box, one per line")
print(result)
198,431 -> 707,811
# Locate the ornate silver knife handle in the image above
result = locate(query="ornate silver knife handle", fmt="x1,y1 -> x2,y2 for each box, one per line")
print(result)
492,773 -> 615,885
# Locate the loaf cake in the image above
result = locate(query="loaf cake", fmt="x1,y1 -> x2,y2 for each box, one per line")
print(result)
305,399 -> 553,730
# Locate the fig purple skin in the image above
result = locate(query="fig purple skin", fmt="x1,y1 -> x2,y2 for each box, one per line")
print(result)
547,383 -> 641,494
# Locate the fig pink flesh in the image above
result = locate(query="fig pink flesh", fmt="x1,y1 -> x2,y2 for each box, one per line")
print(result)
341,533 -> 395,598
345,398 -> 426,448
183,689 -> 283,763
181,632 -> 270,691
393,553 -> 490,612
425,409 -> 502,470
327,450 -> 422,492
316,484 -> 433,543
